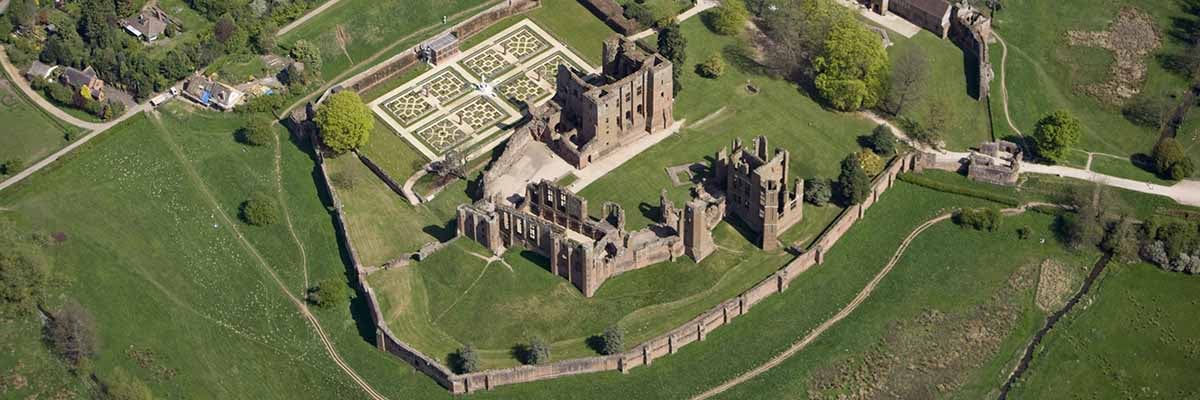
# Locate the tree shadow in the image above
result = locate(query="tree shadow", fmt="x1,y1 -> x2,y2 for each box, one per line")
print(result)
446,351 -> 466,374
1130,153 -> 1161,175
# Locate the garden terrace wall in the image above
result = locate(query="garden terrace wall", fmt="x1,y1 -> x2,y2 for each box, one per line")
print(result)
577,0 -> 641,35
324,148 -> 922,393
344,0 -> 542,94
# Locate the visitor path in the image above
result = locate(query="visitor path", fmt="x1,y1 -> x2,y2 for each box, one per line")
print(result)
690,212 -> 954,400
626,0 -> 719,41
275,0 -> 343,37
0,48 -> 151,193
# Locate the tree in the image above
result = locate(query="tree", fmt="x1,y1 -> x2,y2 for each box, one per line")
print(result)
838,153 -> 870,205
953,208 -> 1000,231
867,124 -> 898,156
290,40 -> 323,74
706,0 -> 748,36
454,344 -> 481,373
1058,187 -> 1106,249
696,54 -> 726,78
803,177 -> 833,206
524,336 -> 550,365
0,158 -> 24,175
883,46 -> 929,115
1102,217 -> 1140,262
1032,110 -> 1082,163
1153,137 -> 1195,180
1122,92 -> 1173,130
97,368 -> 154,400
623,2 -> 655,28
48,299 -> 98,371
599,325 -> 625,355
760,0 -> 850,80
239,114 -> 275,146
814,18 -> 889,110
316,91 -> 373,153
6,0 -> 35,31
307,278 -> 348,308
0,223 -> 49,312
855,149 -> 884,176
658,23 -> 687,95
239,195 -> 279,226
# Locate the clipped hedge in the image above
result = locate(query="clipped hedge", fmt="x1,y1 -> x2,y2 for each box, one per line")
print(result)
898,173 -> 1020,207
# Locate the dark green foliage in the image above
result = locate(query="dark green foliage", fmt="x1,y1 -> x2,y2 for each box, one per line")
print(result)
237,94 -> 286,114
599,325 -> 625,355
97,367 -> 154,400
704,0 -> 748,36
104,100 -> 126,121
47,299 -> 98,371
1153,138 -> 1195,180
696,54 -> 725,78
1101,217 -> 1140,262
1,158 -> 25,175
239,114 -> 275,146
1032,110 -> 1082,163
896,173 -> 1021,207
0,221 -> 49,313
623,2 -> 655,28
524,336 -> 550,365
1144,217 -> 1199,258
658,23 -> 687,66
867,124 -> 898,156
1017,225 -> 1032,240
838,153 -> 870,205
6,0 -> 35,30
307,278 -> 348,308
239,194 -> 279,226
804,177 -> 833,206
952,208 -> 1001,231
1122,92 -> 1173,130
453,344 -> 481,373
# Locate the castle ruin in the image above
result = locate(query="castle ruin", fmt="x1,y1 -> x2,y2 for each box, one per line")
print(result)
709,137 -> 804,251
522,36 -> 675,169
869,0 -> 994,100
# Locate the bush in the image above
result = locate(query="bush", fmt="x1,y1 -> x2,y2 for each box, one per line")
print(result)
239,195 -> 279,226
97,367 -> 154,400
867,124 -> 898,156
103,100 -> 125,120
696,54 -> 725,78
854,149 -> 884,176
0,225 -> 50,312
953,208 -> 1000,231
306,278 -> 348,308
705,0 -> 748,36
47,299 -> 98,371
1153,138 -> 1195,180
623,2 -> 655,28
523,336 -> 550,365
803,177 -> 833,206
1101,217 -> 1141,262
838,153 -> 870,205
1016,225 -> 1032,240
238,94 -> 286,114
453,344 -> 481,373
599,325 -> 625,355
239,114 -> 275,146
1,158 -> 24,175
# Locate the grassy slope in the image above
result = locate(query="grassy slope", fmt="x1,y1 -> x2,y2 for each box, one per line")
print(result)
278,0 -> 494,81
0,75 -> 78,165
887,30 -> 994,151
994,0 -> 1198,161
1008,263 -> 1200,398
0,105 -> 452,399
371,222 -> 791,368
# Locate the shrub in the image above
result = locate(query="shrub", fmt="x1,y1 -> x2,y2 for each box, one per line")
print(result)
47,299 -> 98,371
239,114 -> 275,146
705,0 -> 748,36
838,153 -> 870,205
1153,138 -> 1195,180
953,208 -> 1000,231
696,54 -> 726,78
1101,217 -> 1141,262
1016,225 -> 1032,240
239,195 -> 279,226
803,177 -> 833,206
524,336 -> 550,365
867,124 -> 898,156
623,2 -> 655,28
307,278 -> 348,308
97,367 -> 154,400
453,344 -> 481,373
1,158 -> 24,175
854,149 -> 884,177
599,325 -> 625,355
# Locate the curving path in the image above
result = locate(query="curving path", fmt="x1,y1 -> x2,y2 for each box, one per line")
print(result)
993,33 -> 1024,138
690,212 -> 954,400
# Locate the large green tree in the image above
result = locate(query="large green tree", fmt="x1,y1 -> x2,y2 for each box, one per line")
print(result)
838,153 -> 871,205
706,0 -> 748,36
1031,110 -> 1082,163
814,18 -> 888,110
1153,137 -> 1196,180
316,91 -> 373,153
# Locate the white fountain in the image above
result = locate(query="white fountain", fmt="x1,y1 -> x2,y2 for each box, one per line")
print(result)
473,78 -> 497,98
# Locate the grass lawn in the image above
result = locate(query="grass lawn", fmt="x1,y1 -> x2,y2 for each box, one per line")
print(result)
887,30 -> 993,151
206,53 -> 272,84
578,19 -> 872,231
458,0 -> 618,66
153,0 -> 214,54
0,75 -> 79,167
993,0 -> 1198,160
370,221 -> 791,368
1007,263 -> 1200,398
0,104 -> 453,399
278,0 -> 496,81
1087,152 -> 1176,185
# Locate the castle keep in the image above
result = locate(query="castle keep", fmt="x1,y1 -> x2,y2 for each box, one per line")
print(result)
524,36 -> 675,168
709,137 -> 803,251
457,181 -> 722,297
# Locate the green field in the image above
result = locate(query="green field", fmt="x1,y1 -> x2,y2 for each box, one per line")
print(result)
1087,152 -> 1176,185
370,221 -> 791,368
0,103 -> 452,399
278,0 -> 495,81
886,30 -> 994,151
994,0 -> 1200,161
1008,263 -> 1200,398
0,76 -> 79,168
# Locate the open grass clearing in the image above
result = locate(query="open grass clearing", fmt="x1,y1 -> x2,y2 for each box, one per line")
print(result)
0,75 -> 79,167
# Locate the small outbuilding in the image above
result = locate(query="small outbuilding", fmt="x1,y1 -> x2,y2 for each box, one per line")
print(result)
120,7 -> 172,41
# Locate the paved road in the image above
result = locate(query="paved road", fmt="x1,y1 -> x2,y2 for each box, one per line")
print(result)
0,48 -> 151,192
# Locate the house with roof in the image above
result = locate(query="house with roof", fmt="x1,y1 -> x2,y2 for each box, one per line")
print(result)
870,0 -> 952,38
59,66 -> 106,100
120,7 -> 172,41
182,74 -> 245,111
25,61 -> 58,81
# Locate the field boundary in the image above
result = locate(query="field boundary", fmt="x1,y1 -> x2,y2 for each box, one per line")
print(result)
320,134 -> 950,393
